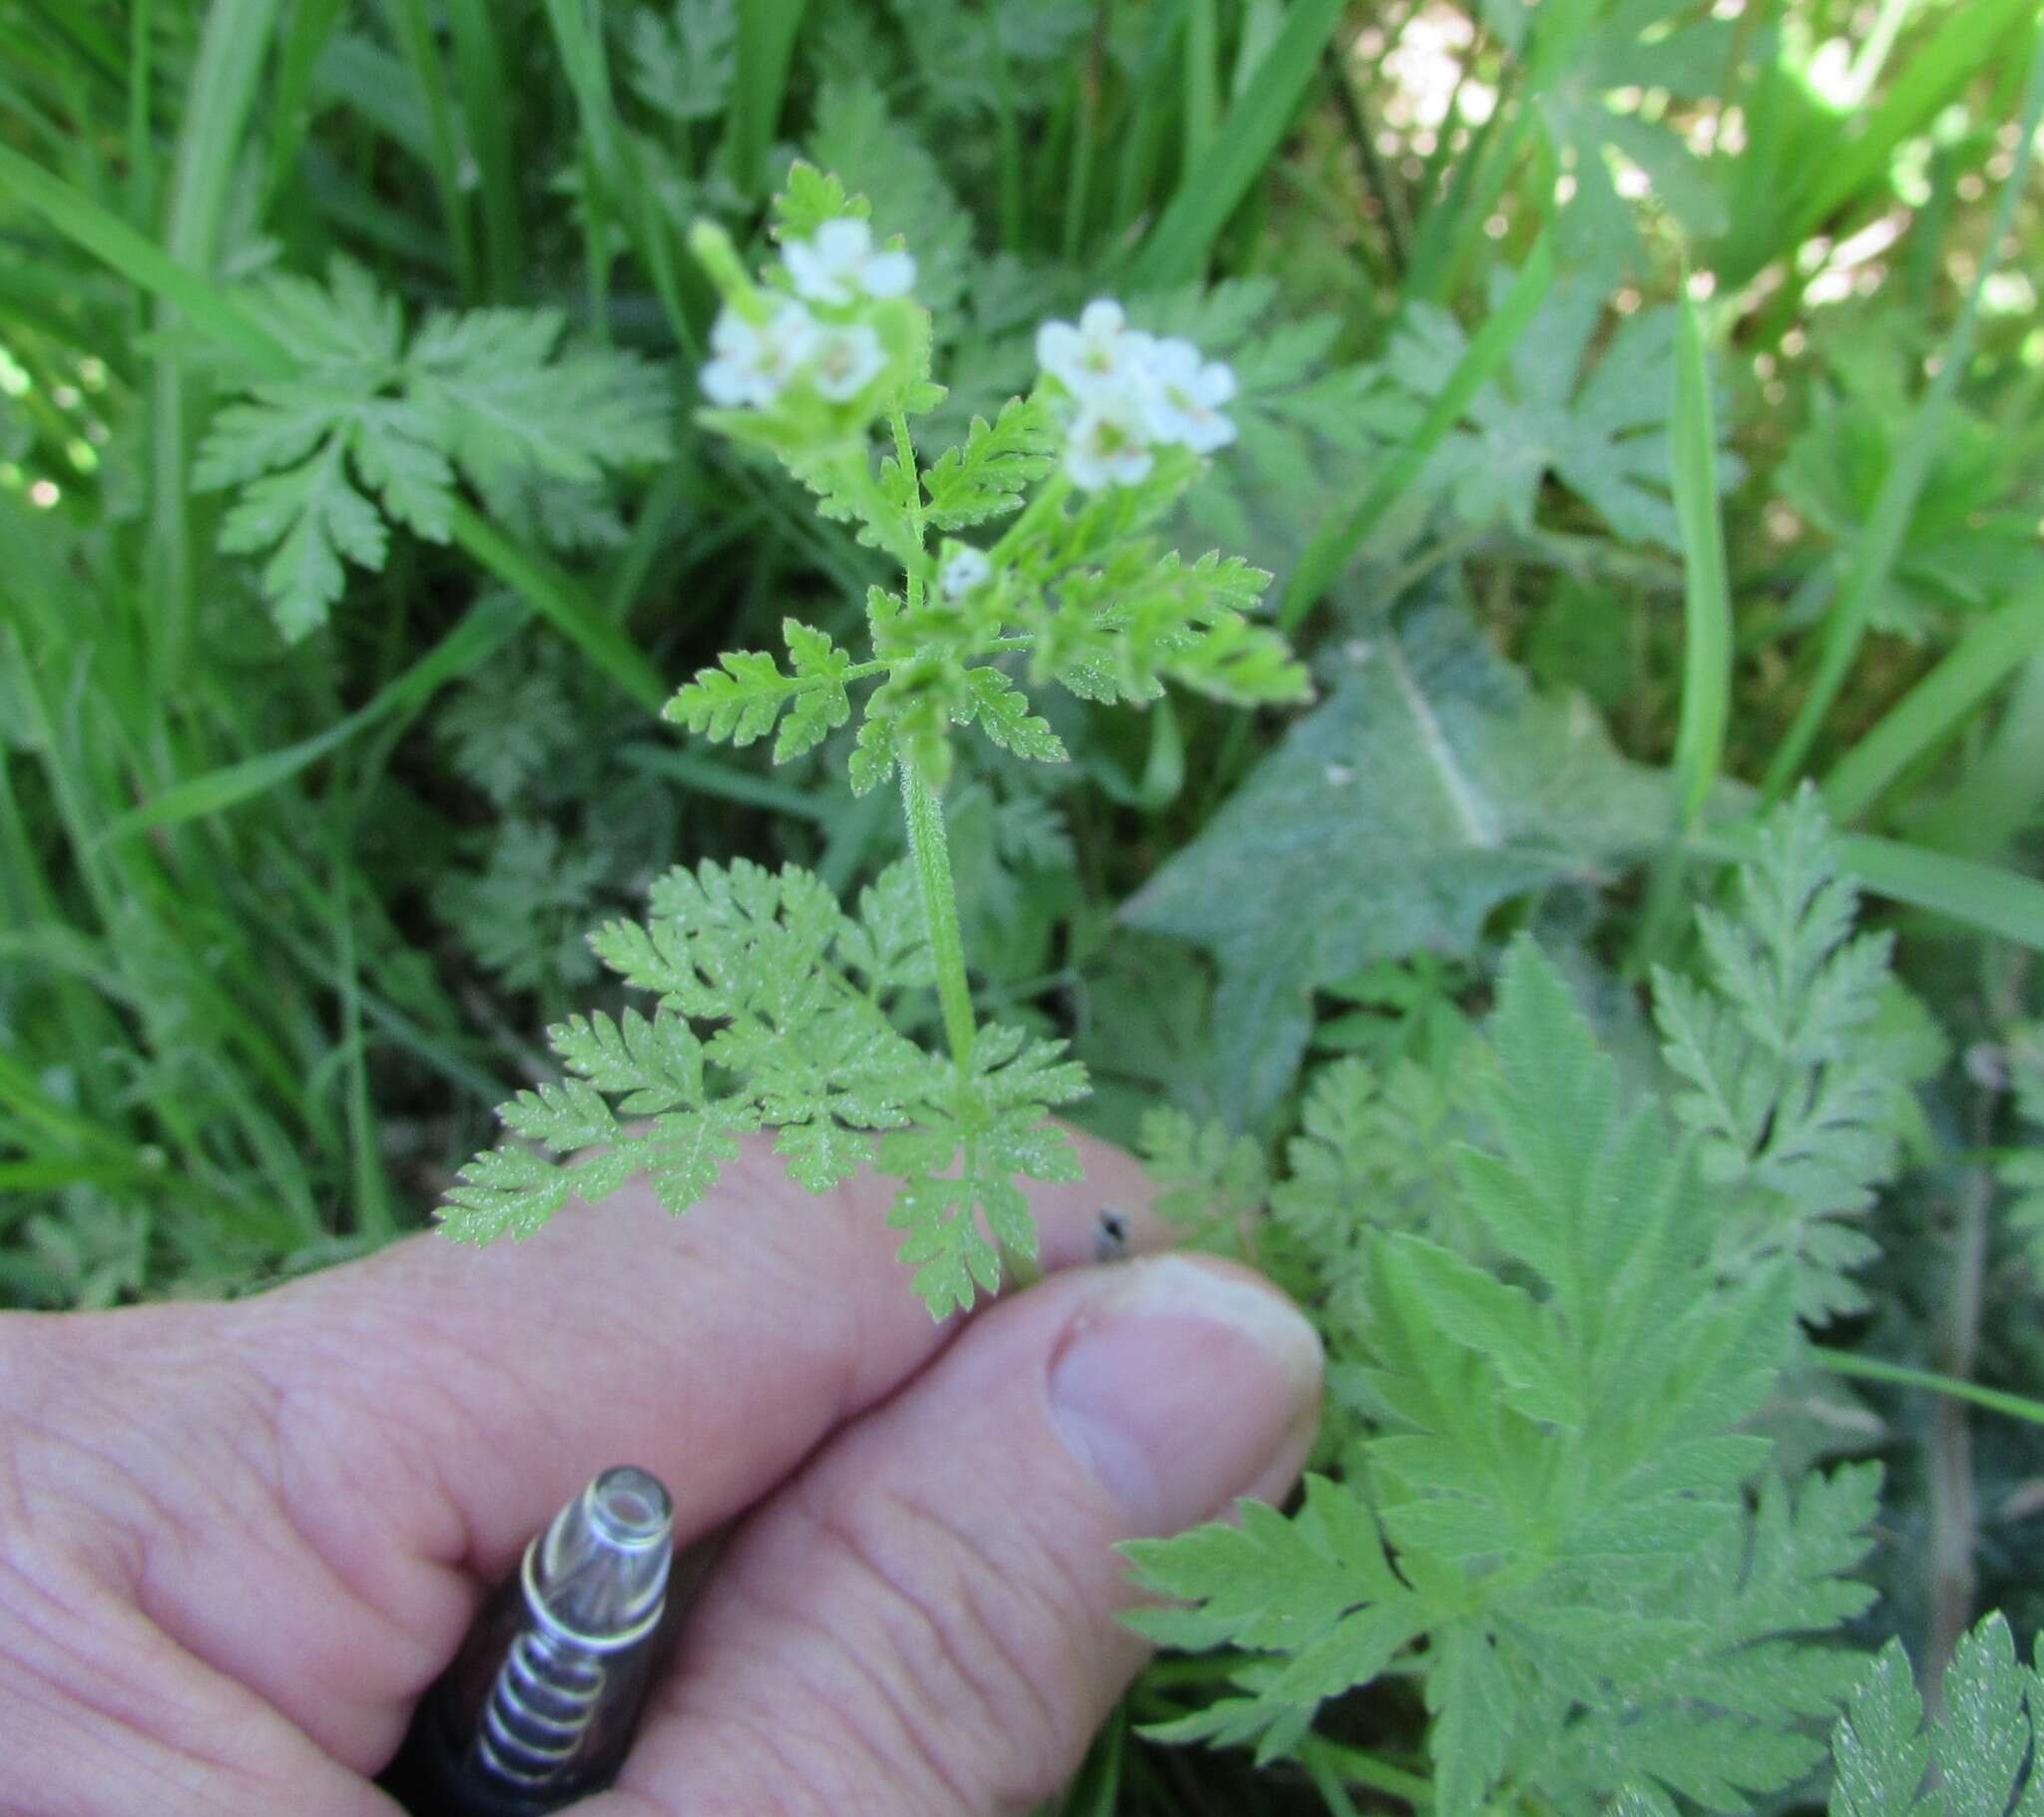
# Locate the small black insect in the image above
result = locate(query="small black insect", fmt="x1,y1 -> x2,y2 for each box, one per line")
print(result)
1093,1207 -> 1132,1263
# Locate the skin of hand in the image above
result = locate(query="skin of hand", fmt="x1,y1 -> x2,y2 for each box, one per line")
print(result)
0,1131 -> 1322,1817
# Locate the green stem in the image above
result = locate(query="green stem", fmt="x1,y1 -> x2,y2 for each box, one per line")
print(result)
1811,1346 -> 2044,1429
886,405 -> 976,1073
899,760 -> 976,1076
887,406 -> 1039,1296
990,469 -> 1073,563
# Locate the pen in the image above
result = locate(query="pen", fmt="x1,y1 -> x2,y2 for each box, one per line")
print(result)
381,1465 -> 681,1816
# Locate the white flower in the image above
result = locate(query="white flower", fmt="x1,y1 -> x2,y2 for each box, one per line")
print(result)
806,321 -> 885,401
700,299 -> 818,408
1141,336 -> 1239,453
939,546 -> 993,598
1036,298 -> 1157,399
1064,392 -> 1156,491
783,218 -> 916,306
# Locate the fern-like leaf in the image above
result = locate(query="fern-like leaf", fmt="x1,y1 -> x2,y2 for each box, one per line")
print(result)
1123,939 -> 1877,1815
960,666 -> 1067,761
1827,1615 -> 2044,1817
876,1025 -> 1087,1315
198,257 -> 668,637
920,395 -> 1058,528
1653,788 -> 1920,1320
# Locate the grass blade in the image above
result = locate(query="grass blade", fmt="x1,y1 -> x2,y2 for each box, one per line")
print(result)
103,596 -> 529,837
1124,0 -> 1345,291
1279,231 -> 1555,634
725,0 -> 808,198
1917,653 -> 2044,859
1669,283 -> 1733,832
447,501 -> 668,713
1728,0 -> 2036,288
619,744 -> 833,820
1760,30 -> 2044,800
1812,1349 -> 2044,1430
1837,835 -> 2044,955
380,0 -> 479,298
1183,0 -> 1221,172
262,0 -> 348,208
0,142 -> 292,375
445,0 -> 523,297
1821,587 -> 2044,826
1690,819 -> 2044,955
152,0 -> 287,676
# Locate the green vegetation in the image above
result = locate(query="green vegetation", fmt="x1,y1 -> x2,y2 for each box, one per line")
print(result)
4,0 -> 2043,1810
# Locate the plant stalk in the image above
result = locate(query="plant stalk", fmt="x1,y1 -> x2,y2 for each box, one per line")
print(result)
898,759 -> 976,1078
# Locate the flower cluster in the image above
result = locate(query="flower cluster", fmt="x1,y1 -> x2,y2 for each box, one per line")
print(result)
700,219 -> 915,411
1035,299 -> 1239,492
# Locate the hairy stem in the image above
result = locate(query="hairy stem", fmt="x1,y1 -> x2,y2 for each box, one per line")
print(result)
887,385 -> 975,1085
898,759 -> 977,1076
888,405 -> 1048,1293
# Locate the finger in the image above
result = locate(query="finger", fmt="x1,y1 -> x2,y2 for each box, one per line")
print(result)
0,1537 -> 395,1817
241,1127 -> 1163,1570
589,1254 -> 1322,1817
48,1130 -> 1160,1773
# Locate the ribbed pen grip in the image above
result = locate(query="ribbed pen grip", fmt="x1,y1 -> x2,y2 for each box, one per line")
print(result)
475,1626 -> 610,1786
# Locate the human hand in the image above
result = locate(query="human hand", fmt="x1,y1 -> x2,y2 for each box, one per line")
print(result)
0,1133 -> 1321,1815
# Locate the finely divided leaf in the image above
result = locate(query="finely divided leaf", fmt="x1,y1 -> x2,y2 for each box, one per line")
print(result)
628,0 -> 737,121
774,160 -> 864,240
442,1144 -> 577,1243
837,860 -> 936,995
199,257 -> 668,637
1653,788 -> 1920,1319
961,667 -> 1067,761
877,1026 -> 1088,1315
407,306 -> 670,506
444,859 -> 943,1245
1120,940 -> 1876,1816
1827,1616 -> 2044,1817
1138,1105 -> 1270,1251
665,649 -> 799,746
921,396 -> 1058,527
215,440 -> 387,641
774,1118 -> 875,1192
1373,272 -> 1738,551
664,619 -> 857,759
847,711 -> 899,796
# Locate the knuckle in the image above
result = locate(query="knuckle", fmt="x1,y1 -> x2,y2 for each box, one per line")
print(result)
0,1304 -> 292,1617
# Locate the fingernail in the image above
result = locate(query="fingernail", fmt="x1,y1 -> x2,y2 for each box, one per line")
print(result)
1047,1255 -> 1323,1536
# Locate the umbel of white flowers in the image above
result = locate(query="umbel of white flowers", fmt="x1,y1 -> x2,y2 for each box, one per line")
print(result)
1036,299 -> 1238,491
695,221 -> 1239,496
699,219 -> 912,409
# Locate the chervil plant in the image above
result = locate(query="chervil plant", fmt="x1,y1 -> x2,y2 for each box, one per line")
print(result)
11,7 -> 2044,1813
442,166 -> 1307,1316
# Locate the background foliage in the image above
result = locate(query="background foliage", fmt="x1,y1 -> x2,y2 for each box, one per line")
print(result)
4,0 -> 2044,1811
